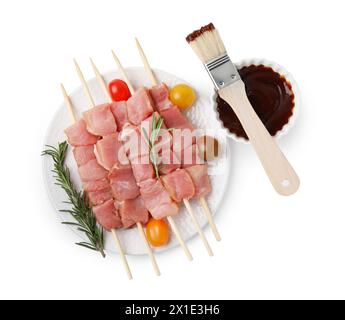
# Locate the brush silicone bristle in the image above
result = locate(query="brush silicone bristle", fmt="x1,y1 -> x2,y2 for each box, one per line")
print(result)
186,23 -> 226,64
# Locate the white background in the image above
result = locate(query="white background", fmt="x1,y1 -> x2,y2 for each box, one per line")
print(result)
0,0 -> 344,300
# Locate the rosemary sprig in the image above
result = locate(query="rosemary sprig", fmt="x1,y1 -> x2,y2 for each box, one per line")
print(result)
142,113 -> 165,179
42,141 -> 105,257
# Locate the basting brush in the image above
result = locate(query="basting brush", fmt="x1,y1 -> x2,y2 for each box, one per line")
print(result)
186,23 -> 300,196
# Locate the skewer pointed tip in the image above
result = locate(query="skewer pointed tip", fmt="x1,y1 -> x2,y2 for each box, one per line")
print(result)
60,83 -> 67,95
111,49 -> 119,62
135,37 -> 143,49
89,57 -> 97,71
73,58 -> 81,71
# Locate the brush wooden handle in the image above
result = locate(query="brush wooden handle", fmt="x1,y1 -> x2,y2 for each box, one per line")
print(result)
219,80 -> 300,196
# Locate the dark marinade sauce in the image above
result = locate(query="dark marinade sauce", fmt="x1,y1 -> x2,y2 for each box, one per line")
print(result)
216,65 -> 295,140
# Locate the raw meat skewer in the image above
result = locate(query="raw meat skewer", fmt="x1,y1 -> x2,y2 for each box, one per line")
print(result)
61,83 -> 133,280
89,57 -> 161,275
135,38 -> 221,242
110,53 -> 214,257
92,57 -> 194,260
130,43 -> 214,255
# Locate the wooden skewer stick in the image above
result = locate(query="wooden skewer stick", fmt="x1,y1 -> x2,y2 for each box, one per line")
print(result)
110,229 -> 133,280
136,222 -> 161,275
90,57 -> 161,276
183,199 -> 213,256
111,50 -> 194,261
135,39 -> 215,255
199,197 -> 220,241
135,38 -> 158,87
74,59 -> 96,107
167,216 -> 192,260
61,84 -> 77,123
90,58 -> 112,103
135,37 -> 221,242
111,50 -> 135,94
72,60 -> 133,280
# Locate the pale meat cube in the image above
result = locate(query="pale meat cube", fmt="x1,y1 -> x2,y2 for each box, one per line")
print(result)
185,165 -> 211,198
95,133 -> 128,171
78,159 -> 108,182
73,145 -> 96,167
160,106 -> 194,131
110,101 -> 128,131
120,123 -> 149,160
82,178 -> 109,192
108,164 -> 140,201
65,119 -> 98,147
139,178 -> 179,219
127,88 -> 154,125
118,197 -> 149,228
83,103 -> 117,136
149,83 -> 174,112
161,169 -> 195,202
93,199 -> 122,231
130,155 -> 155,183
87,188 -> 112,206
158,149 -> 181,175
140,112 -> 172,152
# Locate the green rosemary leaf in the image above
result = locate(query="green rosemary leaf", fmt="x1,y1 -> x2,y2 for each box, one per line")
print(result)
141,127 -> 151,147
42,141 -> 105,258
152,112 -> 157,136
141,115 -> 174,180
76,242 -> 98,251
62,222 -> 81,227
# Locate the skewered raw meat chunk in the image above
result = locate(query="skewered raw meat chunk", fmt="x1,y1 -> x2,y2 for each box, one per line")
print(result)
110,101 -> 128,131
118,196 -> 149,228
143,111 -> 167,132
160,106 -> 194,131
185,165 -> 211,198
78,159 -> 108,182
73,145 -> 96,166
139,178 -> 179,219
93,199 -> 122,231
147,86 -> 212,199
158,149 -> 181,175
83,103 -> 117,136
149,83 -> 194,131
149,83 -> 174,112
120,123 -> 149,160
127,88 -> 154,125
161,169 -> 195,202
65,119 -> 99,146
82,179 -> 109,192
130,155 -> 155,183
95,133 -> 128,170
108,164 -> 140,201
141,112 -> 172,151
88,188 -> 113,206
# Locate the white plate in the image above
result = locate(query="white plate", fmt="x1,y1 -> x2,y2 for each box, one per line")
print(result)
42,67 -> 231,255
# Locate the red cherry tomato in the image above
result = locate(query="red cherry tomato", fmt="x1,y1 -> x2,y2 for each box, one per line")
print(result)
108,79 -> 131,102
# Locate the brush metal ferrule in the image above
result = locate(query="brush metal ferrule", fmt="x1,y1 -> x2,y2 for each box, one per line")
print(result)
204,54 -> 240,90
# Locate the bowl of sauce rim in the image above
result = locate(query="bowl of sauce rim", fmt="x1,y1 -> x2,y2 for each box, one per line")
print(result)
212,58 -> 300,143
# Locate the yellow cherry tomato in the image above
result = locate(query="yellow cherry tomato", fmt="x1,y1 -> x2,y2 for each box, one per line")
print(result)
169,84 -> 196,110
146,218 -> 170,247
